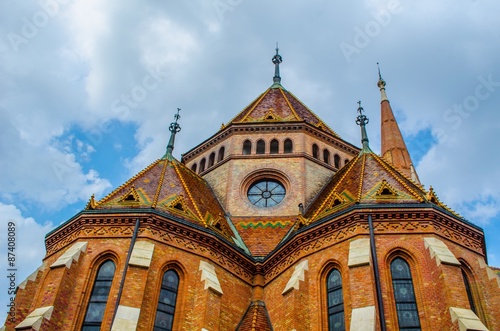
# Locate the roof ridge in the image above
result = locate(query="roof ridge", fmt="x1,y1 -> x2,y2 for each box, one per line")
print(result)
283,89 -> 340,138
97,159 -> 162,206
152,159 -> 170,208
171,160 -> 205,223
237,88 -> 272,123
278,87 -> 301,121
356,153 -> 367,203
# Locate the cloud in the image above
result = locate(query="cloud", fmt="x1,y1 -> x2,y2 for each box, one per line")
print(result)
0,203 -> 53,323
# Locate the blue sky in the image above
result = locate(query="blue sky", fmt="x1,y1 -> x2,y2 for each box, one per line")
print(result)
1,0 -> 500,324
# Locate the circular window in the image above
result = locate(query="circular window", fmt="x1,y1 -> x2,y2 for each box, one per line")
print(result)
247,179 -> 286,207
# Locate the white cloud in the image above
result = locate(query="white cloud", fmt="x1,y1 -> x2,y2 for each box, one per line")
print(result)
0,203 -> 53,324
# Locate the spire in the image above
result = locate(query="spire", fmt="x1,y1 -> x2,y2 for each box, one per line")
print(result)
378,67 -> 421,184
163,108 -> 181,160
271,43 -> 282,87
356,101 -> 372,154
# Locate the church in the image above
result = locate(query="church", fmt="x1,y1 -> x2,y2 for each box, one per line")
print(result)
3,49 -> 499,331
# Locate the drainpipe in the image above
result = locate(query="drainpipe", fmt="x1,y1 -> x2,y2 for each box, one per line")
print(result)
111,218 -> 140,329
368,214 -> 386,331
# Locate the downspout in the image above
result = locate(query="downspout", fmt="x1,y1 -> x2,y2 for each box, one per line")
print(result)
111,218 -> 140,329
368,214 -> 386,331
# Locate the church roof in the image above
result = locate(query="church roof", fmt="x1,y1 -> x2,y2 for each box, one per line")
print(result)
86,156 -> 235,241
224,85 -> 339,137
236,301 -> 273,331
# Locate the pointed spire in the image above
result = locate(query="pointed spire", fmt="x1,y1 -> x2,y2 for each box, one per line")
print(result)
356,101 -> 372,154
377,62 -> 388,101
271,43 -> 282,87
378,68 -> 421,184
163,108 -> 181,160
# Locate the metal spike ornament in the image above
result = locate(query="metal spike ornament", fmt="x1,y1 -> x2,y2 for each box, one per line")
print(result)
356,101 -> 371,152
272,43 -> 283,84
164,108 -> 182,159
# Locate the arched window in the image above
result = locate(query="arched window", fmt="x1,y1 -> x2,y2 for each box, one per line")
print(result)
256,139 -> 265,154
326,269 -> 345,331
217,146 -> 225,162
82,260 -> 116,330
390,257 -> 421,330
199,158 -> 206,172
208,152 -> 215,167
461,269 -> 476,314
190,164 -> 197,173
243,140 -> 252,155
154,270 -> 179,331
334,154 -> 340,168
284,139 -> 293,153
323,149 -> 330,164
270,139 -> 279,154
312,144 -> 319,159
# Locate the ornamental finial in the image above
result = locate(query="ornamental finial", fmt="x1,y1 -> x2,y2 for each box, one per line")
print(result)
356,101 -> 371,153
377,63 -> 388,101
272,43 -> 282,86
163,108 -> 182,159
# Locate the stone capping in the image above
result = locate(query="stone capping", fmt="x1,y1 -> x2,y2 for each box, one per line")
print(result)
348,238 -> 370,267
477,257 -> 500,288
18,263 -> 46,290
282,259 -> 309,295
15,306 -> 53,330
129,240 -> 155,268
111,305 -> 141,331
50,241 -> 88,269
199,261 -> 223,295
350,306 -> 376,331
449,307 -> 488,331
423,237 -> 460,266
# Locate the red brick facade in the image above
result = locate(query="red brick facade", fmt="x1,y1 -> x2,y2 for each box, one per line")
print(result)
3,63 -> 499,331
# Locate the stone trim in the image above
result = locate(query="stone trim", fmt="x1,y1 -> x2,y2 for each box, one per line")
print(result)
449,307 -> 488,331
199,261 -> 223,295
15,306 -> 53,330
18,263 -> 46,290
111,305 -> 141,331
50,241 -> 87,268
129,241 -> 155,268
350,306 -> 375,331
477,257 -> 500,288
348,238 -> 370,267
423,237 -> 460,266
282,260 -> 308,295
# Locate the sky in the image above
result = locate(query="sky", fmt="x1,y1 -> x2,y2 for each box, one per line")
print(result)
1,0 -> 500,323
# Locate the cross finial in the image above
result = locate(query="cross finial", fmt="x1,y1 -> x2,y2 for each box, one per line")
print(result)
355,101 -> 371,153
163,108 -> 182,159
272,43 -> 283,85
377,62 -> 383,81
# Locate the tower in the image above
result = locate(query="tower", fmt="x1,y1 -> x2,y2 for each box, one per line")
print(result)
3,51 -> 499,331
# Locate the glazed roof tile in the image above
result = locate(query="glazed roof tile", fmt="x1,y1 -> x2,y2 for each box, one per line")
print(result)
236,301 -> 273,331
304,149 -> 460,223
89,157 -> 234,241
226,86 -> 339,137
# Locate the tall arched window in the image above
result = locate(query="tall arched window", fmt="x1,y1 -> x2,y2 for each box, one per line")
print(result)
190,164 -> 197,173
390,257 -> 421,330
312,144 -> 319,159
208,152 -> 215,167
82,260 -> 116,330
256,139 -> 265,154
334,154 -> 340,168
217,146 -> 225,162
199,158 -> 206,172
326,269 -> 345,331
270,139 -> 279,154
243,140 -> 252,155
461,269 -> 476,314
284,139 -> 293,153
154,270 -> 180,331
323,149 -> 330,164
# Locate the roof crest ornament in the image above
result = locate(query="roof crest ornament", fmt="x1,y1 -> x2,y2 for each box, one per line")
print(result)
271,43 -> 283,87
356,101 -> 372,154
163,108 -> 182,160
377,62 -> 388,101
